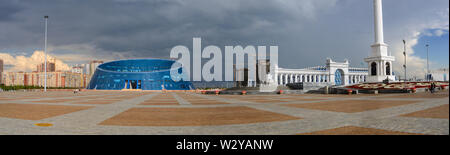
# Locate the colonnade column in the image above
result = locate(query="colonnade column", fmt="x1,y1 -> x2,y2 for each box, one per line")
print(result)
284,74 -> 288,85
289,74 -> 294,83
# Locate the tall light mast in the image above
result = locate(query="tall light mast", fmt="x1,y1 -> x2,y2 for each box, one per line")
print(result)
44,16 -> 48,92
403,40 -> 406,82
426,43 -> 430,81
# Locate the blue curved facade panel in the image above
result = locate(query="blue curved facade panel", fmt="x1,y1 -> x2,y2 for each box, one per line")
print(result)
87,59 -> 194,90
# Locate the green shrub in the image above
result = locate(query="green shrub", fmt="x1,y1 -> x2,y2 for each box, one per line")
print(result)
0,85 -> 81,91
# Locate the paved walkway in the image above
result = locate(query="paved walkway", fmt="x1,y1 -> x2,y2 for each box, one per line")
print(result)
0,91 -> 448,135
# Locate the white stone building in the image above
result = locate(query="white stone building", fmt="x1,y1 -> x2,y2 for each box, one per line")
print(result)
275,58 -> 368,86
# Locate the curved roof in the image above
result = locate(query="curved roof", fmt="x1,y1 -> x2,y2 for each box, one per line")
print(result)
97,59 -> 181,73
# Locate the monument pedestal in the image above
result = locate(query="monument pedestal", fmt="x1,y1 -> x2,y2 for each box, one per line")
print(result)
366,75 -> 395,83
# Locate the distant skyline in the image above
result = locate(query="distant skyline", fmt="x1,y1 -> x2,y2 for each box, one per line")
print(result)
0,0 -> 448,78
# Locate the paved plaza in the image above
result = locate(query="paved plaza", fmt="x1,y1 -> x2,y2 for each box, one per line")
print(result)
0,90 -> 448,135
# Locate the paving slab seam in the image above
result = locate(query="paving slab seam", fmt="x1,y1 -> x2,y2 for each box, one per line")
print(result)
37,93 -> 158,128
171,93 -> 191,105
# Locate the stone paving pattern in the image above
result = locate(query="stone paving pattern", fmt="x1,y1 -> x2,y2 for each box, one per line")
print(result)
298,126 -> 423,135
0,90 -> 448,135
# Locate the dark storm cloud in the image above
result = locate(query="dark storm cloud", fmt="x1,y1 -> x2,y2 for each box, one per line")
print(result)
83,0 -> 302,57
0,1 -> 22,22
1,0 -> 300,57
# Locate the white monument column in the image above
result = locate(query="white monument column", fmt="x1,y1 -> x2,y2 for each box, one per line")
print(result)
364,0 -> 396,83
374,0 -> 384,44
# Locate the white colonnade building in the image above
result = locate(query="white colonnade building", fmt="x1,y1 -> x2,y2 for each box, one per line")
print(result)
275,58 -> 368,86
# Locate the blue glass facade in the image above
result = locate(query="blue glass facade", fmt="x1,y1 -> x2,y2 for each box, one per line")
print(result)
87,59 -> 194,90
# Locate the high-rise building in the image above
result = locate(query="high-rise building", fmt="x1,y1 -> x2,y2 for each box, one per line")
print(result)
3,71 -> 83,88
71,64 -> 91,88
89,60 -> 103,76
36,62 -> 56,72
71,64 -> 84,74
84,63 -> 91,75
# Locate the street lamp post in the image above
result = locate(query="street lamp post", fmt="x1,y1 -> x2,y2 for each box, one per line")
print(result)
403,40 -> 407,82
426,43 -> 430,81
44,16 -> 48,92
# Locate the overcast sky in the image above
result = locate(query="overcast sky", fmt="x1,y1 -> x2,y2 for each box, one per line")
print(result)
0,0 -> 448,78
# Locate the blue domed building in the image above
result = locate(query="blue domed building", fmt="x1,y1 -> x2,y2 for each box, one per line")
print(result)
87,59 -> 194,90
